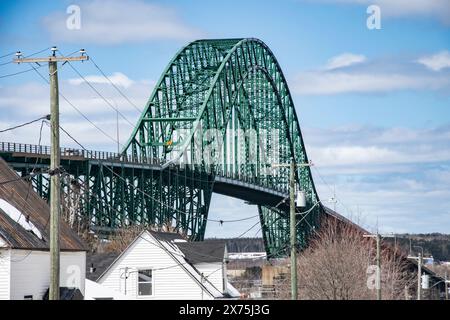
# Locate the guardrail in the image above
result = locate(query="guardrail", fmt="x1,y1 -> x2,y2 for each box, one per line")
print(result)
0,141 -> 161,165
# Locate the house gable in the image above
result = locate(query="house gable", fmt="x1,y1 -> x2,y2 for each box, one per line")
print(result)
96,231 -> 219,300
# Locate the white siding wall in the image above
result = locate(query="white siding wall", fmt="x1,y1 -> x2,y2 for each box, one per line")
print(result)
9,250 -> 86,300
195,263 -> 224,293
0,249 -> 11,300
99,232 -> 214,300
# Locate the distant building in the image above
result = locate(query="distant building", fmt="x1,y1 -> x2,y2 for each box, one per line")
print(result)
85,230 -> 240,300
0,157 -> 87,300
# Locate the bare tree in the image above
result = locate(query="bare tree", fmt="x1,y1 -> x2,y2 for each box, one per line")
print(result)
103,225 -> 148,253
275,217 -> 415,300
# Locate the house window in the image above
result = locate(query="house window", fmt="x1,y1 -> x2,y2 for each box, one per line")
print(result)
137,269 -> 153,296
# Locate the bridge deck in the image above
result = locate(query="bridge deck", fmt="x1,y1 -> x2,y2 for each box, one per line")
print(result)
1,141 -> 289,210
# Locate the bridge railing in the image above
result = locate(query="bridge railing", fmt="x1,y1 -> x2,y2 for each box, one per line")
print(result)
0,142 -> 161,165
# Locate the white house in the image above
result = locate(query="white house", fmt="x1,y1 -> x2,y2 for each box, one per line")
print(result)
86,230 -> 240,300
0,157 -> 87,300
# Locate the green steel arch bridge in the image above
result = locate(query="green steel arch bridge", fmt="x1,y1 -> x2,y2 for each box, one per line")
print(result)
0,38 -> 324,257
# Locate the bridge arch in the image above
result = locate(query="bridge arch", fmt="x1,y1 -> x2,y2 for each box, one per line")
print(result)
124,38 -> 322,256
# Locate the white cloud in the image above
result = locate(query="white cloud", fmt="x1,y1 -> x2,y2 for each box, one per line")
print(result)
417,50 -> 450,71
0,74 -> 155,150
304,125 -> 450,169
291,52 -> 450,95
310,0 -> 450,25
324,53 -> 366,70
68,72 -> 134,88
292,72 -> 448,95
43,0 -> 203,45
305,124 -> 450,233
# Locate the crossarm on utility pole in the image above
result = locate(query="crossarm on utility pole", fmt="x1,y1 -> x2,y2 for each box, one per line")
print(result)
14,56 -> 88,63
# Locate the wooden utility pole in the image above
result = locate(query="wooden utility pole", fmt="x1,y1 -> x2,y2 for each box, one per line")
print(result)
14,48 -> 88,300
375,234 -> 381,300
272,159 -> 313,300
417,252 -> 422,300
445,272 -> 448,300
407,247 -> 425,301
289,159 -> 297,300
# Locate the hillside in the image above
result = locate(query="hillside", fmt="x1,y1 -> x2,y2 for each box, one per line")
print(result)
208,234 -> 450,261
389,233 -> 450,262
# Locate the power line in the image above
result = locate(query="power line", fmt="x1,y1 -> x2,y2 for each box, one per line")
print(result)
0,114 -> 50,133
0,51 -> 15,60
206,214 -> 260,224
63,57 -> 135,127
236,220 -> 261,238
88,55 -> 143,113
29,63 -> 123,147
0,64 -> 46,78
0,170 -> 47,186
16,119 -> 47,227
312,165 -> 354,216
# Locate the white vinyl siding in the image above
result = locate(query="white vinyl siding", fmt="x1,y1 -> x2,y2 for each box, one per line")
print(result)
195,263 -> 225,293
0,249 -> 11,300
99,232 -> 215,300
9,250 -> 86,300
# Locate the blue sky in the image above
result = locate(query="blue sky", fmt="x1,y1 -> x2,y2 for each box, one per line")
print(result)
0,0 -> 449,237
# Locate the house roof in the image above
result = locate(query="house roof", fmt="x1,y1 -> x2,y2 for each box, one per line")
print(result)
86,252 -> 121,281
0,157 -> 87,251
148,230 -> 184,242
177,240 -> 226,264
147,230 -> 226,264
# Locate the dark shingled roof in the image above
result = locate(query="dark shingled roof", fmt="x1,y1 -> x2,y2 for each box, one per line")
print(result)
149,230 -> 185,242
86,252 -> 121,281
0,157 -> 87,251
177,240 -> 226,264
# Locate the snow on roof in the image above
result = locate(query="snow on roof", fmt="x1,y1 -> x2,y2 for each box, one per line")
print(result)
0,198 -> 43,240
85,279 -> 128,300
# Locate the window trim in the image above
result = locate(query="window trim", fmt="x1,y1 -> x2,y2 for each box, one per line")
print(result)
136,268 -> 153,297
